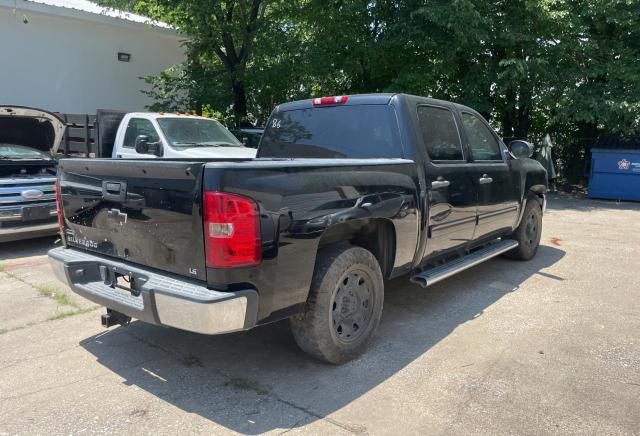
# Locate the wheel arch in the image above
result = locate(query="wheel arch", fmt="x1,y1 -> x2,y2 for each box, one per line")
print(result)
316,218 -> 396,280
514,190 -> 545,229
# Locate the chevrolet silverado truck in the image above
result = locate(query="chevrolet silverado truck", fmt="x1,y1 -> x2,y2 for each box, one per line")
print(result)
49,94 -> 547,364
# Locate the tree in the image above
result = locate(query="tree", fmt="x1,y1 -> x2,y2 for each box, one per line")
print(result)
100,0 -> 640,183
381,0 -> 562,140
99,0 -> 274,126
542,0 -> 640,181
551,0 -> 640,135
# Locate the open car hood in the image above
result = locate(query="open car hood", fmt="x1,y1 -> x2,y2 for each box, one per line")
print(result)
0,106 -> 66,155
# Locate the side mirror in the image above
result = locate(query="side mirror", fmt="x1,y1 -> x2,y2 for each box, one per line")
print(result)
509,140 -> 534,159
150,142 -> 163,157
135,135 -> 162,156
134,135 -> 149,154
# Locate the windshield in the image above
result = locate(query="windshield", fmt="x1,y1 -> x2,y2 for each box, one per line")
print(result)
258,105 -> 402,158
157,118 -> 243,148
0,144 -> 51,160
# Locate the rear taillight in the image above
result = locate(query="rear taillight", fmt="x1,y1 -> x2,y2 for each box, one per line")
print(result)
312,95 -> 348,106
203,192 -> 261,268
55,178 -> 64,230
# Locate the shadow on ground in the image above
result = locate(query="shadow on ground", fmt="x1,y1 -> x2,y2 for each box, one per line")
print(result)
80,244 -> 565,434
0,236 -> 57,261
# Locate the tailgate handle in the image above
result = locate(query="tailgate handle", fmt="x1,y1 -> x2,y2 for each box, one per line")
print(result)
102,181 -> 127,202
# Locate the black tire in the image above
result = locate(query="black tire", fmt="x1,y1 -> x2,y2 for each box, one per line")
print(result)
504,197 -> 543,261
290,244 -> 384,364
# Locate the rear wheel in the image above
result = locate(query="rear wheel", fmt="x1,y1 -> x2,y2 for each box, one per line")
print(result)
505,198 -> 542,260
290,245 -> 384,364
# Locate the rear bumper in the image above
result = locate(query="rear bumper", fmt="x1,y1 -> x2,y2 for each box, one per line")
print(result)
48,247 -> 259,335
0,221 -> 58,242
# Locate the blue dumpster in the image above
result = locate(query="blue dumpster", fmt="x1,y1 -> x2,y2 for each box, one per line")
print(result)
589,148 -> 640,201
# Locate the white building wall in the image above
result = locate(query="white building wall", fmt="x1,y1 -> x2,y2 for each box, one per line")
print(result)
0,4 -> 185,114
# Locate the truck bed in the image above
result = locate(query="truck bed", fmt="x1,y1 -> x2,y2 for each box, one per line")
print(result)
57,157 -> 420,322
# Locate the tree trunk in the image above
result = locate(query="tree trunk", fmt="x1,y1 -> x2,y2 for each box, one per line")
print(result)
516,83 -> 531,138
502,87 -> 516,139
231,74 -> 248,127
187,44 -> 204,116
515,104 -> 530,138
502,110 -> 515,139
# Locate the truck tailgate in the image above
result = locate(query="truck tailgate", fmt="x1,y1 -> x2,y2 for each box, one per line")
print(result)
58,159 -> 207,281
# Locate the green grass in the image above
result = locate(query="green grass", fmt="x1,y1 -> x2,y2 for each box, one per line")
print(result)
47,309 -> 79,321
0,322 -> 37,335
0,262 -> 5,273
36,286 -> 80,309
1,306 -> 100,334
0,326 -> 17,335
47,306 -> 99,321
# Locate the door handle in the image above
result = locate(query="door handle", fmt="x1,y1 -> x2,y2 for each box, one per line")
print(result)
431,180 -> 450,189
479,174 -> 493,185
431,179 -> 450,189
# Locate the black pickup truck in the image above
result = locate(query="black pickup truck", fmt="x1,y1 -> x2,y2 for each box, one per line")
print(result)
49,93 -> 547,364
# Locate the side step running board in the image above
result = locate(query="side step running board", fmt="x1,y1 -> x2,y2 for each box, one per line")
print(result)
410,240 -> 519,288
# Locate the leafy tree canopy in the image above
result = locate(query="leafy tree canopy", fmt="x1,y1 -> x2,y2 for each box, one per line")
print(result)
98,0 -> 640,181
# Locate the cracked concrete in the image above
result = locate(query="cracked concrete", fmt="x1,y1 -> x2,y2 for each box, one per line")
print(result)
0,273 -> 62,331
0,242 -> 97,333
0,194 -> 639,435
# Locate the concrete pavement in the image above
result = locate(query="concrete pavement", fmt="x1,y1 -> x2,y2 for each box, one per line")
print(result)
0,194 -> 639,435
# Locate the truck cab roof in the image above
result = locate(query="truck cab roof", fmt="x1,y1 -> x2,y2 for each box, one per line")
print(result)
274,93 -> 474,114
124,112 -> 212,120
275,93 -> 396,111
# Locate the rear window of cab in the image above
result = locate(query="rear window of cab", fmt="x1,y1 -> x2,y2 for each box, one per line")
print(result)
258,105 -> 403,159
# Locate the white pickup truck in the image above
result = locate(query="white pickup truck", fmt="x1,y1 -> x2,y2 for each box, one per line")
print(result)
0,107 -> 255,243
110,112 -> 256,159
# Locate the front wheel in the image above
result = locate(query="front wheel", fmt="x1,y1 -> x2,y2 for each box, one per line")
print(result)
504,198 -> 543,260
290,245 -> 384,364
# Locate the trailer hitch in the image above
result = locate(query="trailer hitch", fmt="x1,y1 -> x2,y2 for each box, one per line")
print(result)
101,308 -> 131,328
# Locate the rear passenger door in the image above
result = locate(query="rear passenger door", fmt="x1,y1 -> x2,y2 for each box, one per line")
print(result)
417,105 -> 477,262
459,111 -> 520,241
